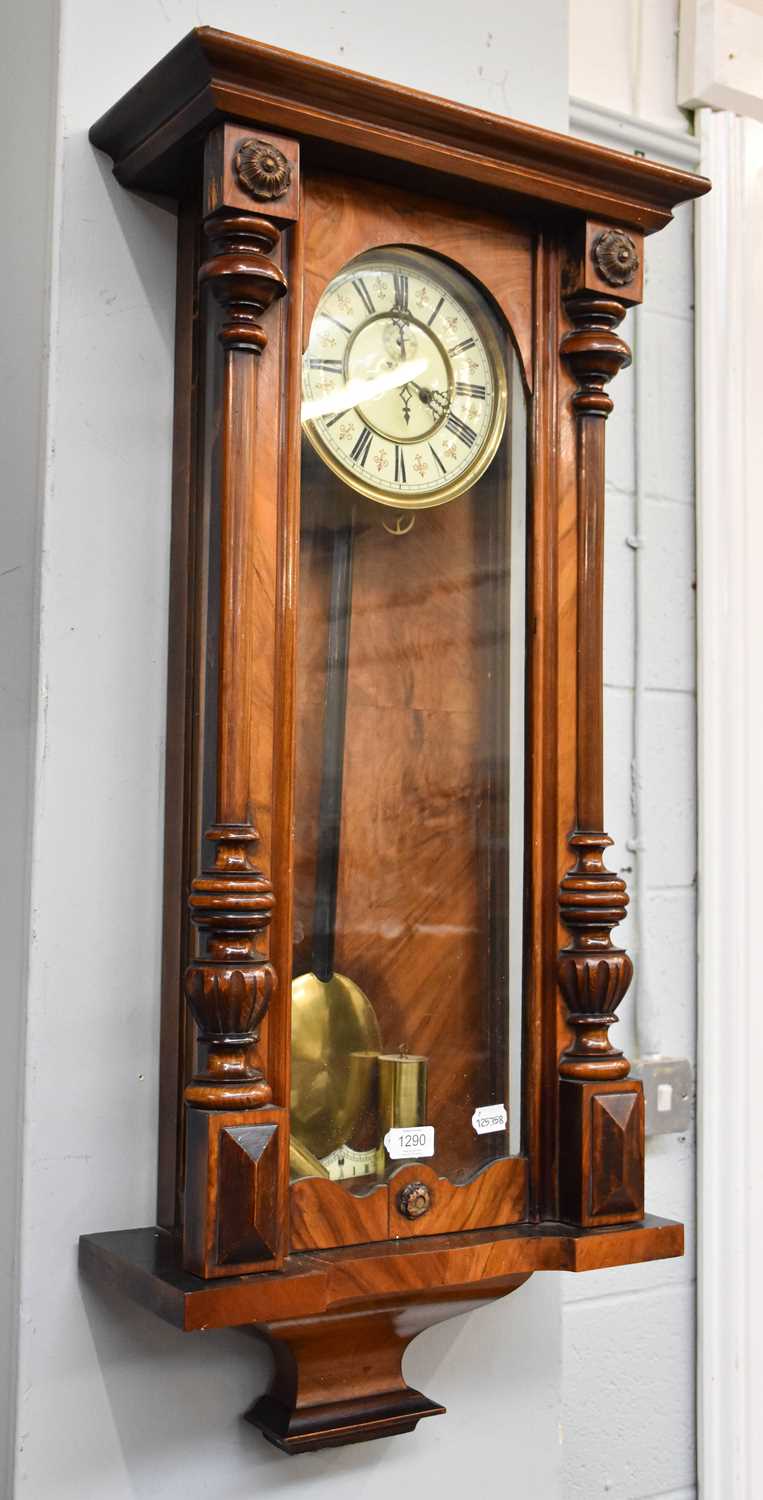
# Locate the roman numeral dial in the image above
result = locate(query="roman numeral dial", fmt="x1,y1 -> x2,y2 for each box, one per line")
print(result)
352,276 -> 375,314
393,271 -> 409,310
350,425 -> 373,467
445,413 -> 477,448
302,249 -> 508,509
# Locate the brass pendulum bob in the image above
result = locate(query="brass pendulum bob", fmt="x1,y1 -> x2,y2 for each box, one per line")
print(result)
291,512 -> 380,1165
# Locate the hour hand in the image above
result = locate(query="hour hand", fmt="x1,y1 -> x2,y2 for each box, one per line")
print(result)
398,382 -> 414,425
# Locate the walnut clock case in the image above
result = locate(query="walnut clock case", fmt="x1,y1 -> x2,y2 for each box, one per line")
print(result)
79,29 -> 709,1457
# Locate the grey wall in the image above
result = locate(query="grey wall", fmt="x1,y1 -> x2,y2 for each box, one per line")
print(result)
566,8 -> 698,1495
561,199 -> 697,1500
0,0 -> 59,1492
3,3 -> 569,1497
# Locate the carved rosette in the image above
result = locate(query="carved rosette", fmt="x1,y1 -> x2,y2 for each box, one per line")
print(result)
234,138 -> 292,201
185,826 -> 276,1109
558,833 -> 633,1080
592,228 -> 640,288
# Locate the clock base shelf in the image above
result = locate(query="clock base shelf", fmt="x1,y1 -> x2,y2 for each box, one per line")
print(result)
79,1217 -> 682,1454
247,1344 -> 448,1455
248,1388 -> 446,1455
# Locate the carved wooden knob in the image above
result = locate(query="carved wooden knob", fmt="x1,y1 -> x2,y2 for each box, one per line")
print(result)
397,1181 -> 432,1219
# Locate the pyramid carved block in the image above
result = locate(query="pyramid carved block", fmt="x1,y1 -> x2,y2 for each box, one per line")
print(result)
219,1123 -> 280,1265
559,1079 -> 644,1227
590,1091 -> 642,1218
183,1106 -> 287,1277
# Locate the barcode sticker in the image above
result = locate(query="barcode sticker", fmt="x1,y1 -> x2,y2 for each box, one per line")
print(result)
383,1125 -> 435,1160
472,1103 -> 508,1136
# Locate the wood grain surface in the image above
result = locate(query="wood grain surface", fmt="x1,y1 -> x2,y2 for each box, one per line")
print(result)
302,172 -> 533,387
291,1156 -> 528,1250
79,1215 -> 684,1333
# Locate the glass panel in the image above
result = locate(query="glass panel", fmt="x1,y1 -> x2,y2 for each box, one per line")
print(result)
291,247 -> 526,1189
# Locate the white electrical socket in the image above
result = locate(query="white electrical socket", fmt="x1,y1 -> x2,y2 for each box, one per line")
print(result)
630,1056 -> 693,1136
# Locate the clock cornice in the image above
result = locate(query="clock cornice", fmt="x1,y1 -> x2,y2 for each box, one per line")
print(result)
90,25 -> 708,229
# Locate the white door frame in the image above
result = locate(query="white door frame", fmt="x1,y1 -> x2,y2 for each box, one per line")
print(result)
695,106 -> 763,1499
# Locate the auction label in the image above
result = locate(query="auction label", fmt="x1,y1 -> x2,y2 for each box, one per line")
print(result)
383,1125 -> 435,1160
472,1103 -> 508,1136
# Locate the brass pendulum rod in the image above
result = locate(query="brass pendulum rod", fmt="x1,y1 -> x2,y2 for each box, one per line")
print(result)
289,504 -> 382,1171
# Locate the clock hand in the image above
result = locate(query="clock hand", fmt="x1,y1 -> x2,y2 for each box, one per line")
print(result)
397,382 -> 414,426
391,314 -> 411,361
411,381 -> 450,420
302,356 -> 428,422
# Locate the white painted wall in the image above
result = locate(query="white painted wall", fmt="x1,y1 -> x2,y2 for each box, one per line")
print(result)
694,106 -> 763,1500
571,0 -> 688,131
567,6 -> 699,1498
679,0 -> 763,120
4,2 -> 569,1497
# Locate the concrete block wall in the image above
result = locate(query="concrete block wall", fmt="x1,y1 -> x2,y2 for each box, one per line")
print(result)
560,200 -> 698,1499
567,9 -> 698,1492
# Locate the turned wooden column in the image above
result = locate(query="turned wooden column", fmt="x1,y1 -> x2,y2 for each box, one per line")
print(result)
183,209 -> 286,1112
558,286 -> 633,1082
182,128 -> 300,1276
557,224 -> 646,1225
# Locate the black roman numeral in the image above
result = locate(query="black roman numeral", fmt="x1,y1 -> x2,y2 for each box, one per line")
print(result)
427,295 -> 445,327
352,277 -> 374,314
308,358 -> 343,373
445,413 -> 477,448
429,443 -> 446,474
448,337 -> 477,356
350,425 -> 373,466
393,271 -> 409,310
322,312 -> 352,335
455,382 -> 486,400
395,445 -> 407,483
325,411 -> 345,428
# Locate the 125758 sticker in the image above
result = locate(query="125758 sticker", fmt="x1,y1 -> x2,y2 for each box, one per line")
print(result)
472,1104 -> 508,1136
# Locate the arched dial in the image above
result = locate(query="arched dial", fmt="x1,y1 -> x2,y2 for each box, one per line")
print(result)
301,248 -> 508,508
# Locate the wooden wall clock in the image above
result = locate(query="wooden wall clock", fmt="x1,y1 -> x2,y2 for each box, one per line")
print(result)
79,29 -> 709,1456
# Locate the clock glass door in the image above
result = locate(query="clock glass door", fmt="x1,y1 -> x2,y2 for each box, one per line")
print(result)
291,222 -> 528,1235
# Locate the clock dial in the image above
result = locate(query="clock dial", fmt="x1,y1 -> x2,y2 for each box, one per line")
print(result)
301,248 -> 508,508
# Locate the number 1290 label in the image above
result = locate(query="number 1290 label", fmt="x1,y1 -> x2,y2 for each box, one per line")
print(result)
384,1125 -> 435,1160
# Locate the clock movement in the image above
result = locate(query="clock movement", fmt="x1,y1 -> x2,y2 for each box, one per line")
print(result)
79,28 -> 709,1455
